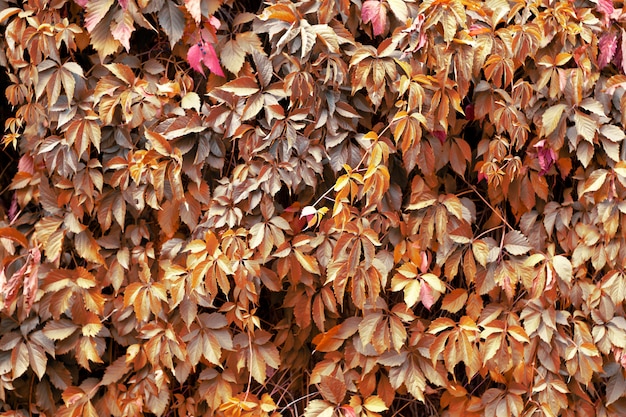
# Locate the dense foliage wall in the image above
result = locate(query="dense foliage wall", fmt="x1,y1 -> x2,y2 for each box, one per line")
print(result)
2,0 -> 626,415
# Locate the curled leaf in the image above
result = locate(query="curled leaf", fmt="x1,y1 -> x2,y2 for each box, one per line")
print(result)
300,206 -> 328,229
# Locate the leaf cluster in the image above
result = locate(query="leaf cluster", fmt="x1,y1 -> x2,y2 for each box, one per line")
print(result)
2,0 -> 626,416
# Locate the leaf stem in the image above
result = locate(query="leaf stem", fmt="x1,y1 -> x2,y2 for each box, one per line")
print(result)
311,185 -> 336,208
460,177 -> 515,231
279,392 -> 318,413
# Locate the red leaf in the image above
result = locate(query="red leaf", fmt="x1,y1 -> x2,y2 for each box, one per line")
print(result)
433,130 -> 446,144
599,32 -> 617,69
465,103 -> 475,121
420,282 -> 434,310
362,0 -> 387,36
0,227 -> 29,247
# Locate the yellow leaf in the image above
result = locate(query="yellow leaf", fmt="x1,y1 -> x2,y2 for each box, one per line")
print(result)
421,272 -> 445,293
472,240 -> 489,267
303,399 -> 336,417
441,289 -> 468,313
75,230 -> 105,264
364,395 -> 388,412
541,103 -> 568,137
581,169 -> 608,196
144,129 -> 172,155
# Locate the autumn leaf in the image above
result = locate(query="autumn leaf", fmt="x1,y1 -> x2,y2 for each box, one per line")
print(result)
300,205 -> 329,229
185,0 -> 202,24
599,32 -> 618,69
111,9 -> 134,51
597,0 -> 614,27
419,281 -> 435,310
362,0 -> 387,36
187,41 -> 225,77
533,140 -> 557,175
5,0 -> 626,413
503,230 -> 532,255
158,0 -> 185,48
84,0 -> 115,33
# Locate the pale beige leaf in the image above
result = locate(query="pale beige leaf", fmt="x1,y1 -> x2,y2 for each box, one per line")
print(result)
541,103 -> 568,137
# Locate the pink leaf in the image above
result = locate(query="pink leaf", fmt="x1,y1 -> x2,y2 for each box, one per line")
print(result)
23,247 -> 40,314
621,29 -> 626,74
187,43 -> 206,74
74,0 -> 88,7
18,155 -> 34,174
501,274 -> 514,300
4,262 -> 27,308
185,0 -> 202,24
362,0 -> 387,36
8,194 -> 18,222
202,42 -> 225,77
187,41 -> 225,77
420,282 -> 434,310
401,14 -> 427,54
340,405 -> 357,417
118,0 -> 128,10
111,14 -> 134,51
208,15 -> 221,30
599,32 -> 617,69
614,347 -> 626,370
300,205 -> 317,221
597,0 -> 614,27
534,139 -> 557,176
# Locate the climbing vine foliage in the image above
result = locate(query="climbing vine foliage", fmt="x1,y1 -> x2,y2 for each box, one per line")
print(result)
2,0 -> 626,415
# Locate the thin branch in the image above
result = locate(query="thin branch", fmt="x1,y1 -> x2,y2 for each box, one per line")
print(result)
460,177 -> 515,232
